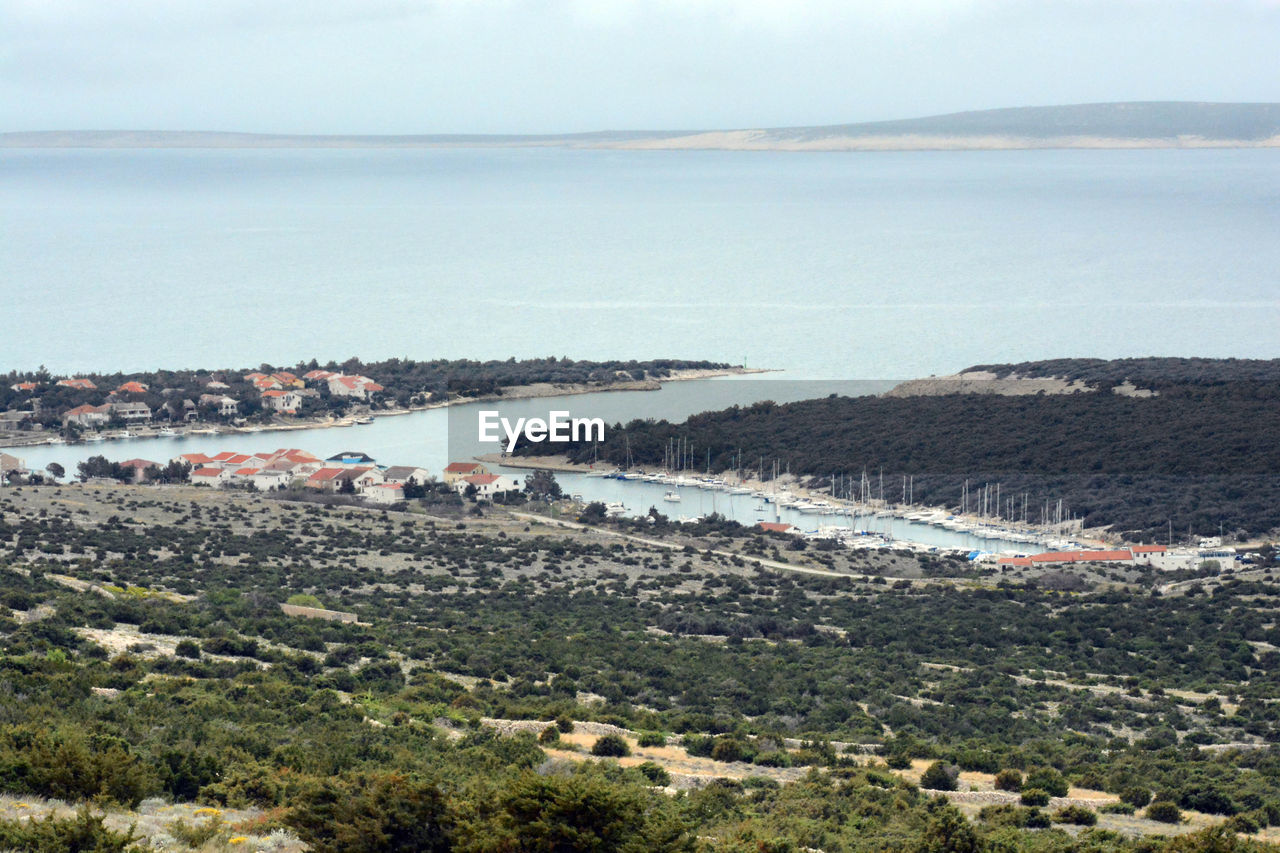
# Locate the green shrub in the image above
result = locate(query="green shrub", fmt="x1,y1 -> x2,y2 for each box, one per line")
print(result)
288,772 -> 450,853
1020,788 -> 1050,807
920,761 -> 958,791
1024,767 -> 1068,798
710,738 -> 754,764
1146,801 -> 1183,823
0,725 -> 155,808
1121,786 -> 1152,808
1228,812 -> 1262,834
637,731 -> 666,748
994,769 -> 1023,792
0,806 -> 138,853
1052,804 -> 1097,826
591,734 -> 631,758
174,639 -> 201,659
1101,802 -> 1135,815
538,726 -> 561,745
635,761 -> 671,786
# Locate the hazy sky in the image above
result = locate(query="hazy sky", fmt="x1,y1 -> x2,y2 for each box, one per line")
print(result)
3,0 -> 1278,134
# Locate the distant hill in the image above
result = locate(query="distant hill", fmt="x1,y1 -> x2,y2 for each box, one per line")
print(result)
4,102 -> 1279,151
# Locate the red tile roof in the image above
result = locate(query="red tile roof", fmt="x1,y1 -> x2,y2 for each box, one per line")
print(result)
178,453 -> 214,465
64,403 -> 109,416
58,378 -> 97,390
262,389 -> 288,397
444,462 -> 484,473
119,458 -> 159,469
464,474 -> 501,485
234,467 -> 261,476
1029,550 -> 1134,563
307,467 -> 345,482
757,522 -> 797,533
1130,545 -> 1167,554
191,467 -> 223,478
116,381 -> 148,394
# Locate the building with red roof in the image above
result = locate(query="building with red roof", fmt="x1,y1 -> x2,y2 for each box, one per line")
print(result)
757,522 -> 799,534
443,461 -> 487,485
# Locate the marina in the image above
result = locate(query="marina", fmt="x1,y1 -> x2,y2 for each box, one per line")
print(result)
521,466 -> 1086,555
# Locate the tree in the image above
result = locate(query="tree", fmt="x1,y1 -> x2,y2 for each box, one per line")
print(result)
524,469 -> 562,501
578,502 -> 608,524
338,477 -> 356,495
45,462 -> 64,481
402,476 -> 426,500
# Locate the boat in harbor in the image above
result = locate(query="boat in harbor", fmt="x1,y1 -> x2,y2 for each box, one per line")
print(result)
157,428 -> 178,437
354,416 -> 374,425
663,491 -> 681,502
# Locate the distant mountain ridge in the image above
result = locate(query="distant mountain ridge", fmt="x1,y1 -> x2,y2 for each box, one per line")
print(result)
4,102 -> 1279,151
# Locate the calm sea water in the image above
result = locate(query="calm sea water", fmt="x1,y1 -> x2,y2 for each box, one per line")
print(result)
3,147 -> 1279,377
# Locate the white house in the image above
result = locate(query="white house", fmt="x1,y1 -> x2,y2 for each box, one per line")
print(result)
110,401 -> 152,424
190,467 -> 232,486
363,483 -> 406,505
199,394 -> 239,417
456,473 -> 521,498
381,465 -> 431,486
62,404 -> 110,428
327,375 -> 385,399
261,390 -> 300,413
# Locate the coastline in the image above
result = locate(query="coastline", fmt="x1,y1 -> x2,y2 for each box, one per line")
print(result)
0,367 -> 768,451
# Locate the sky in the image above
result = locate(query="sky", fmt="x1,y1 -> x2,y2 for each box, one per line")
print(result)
2,0 -> 1279,134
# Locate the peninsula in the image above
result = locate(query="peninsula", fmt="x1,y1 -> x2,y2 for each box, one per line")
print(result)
5,102 -> 1279,152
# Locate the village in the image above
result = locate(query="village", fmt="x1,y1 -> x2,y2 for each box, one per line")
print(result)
1,369 -> 391,444
0,445 -> 520,507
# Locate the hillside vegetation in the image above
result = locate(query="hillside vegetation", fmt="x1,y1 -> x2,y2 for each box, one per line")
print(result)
1,485 -> 1280,849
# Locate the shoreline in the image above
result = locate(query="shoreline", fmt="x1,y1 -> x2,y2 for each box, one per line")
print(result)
0,367 -> 768,451
485,452 -> 1110,552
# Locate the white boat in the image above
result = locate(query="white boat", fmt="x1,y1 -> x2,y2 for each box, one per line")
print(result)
663,491 -> 681,502
85,435 -> 105,442
157,428 -> 178,437
354,416 -> 373,425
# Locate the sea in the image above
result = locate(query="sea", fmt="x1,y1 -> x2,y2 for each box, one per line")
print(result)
4,147 -> 1278,378
3,146 -> 1279,548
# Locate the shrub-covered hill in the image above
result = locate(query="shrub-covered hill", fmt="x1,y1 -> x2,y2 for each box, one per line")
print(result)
3,485 -> 1280,847
964,357 -> 1280,390
524,373 -> 1280,540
